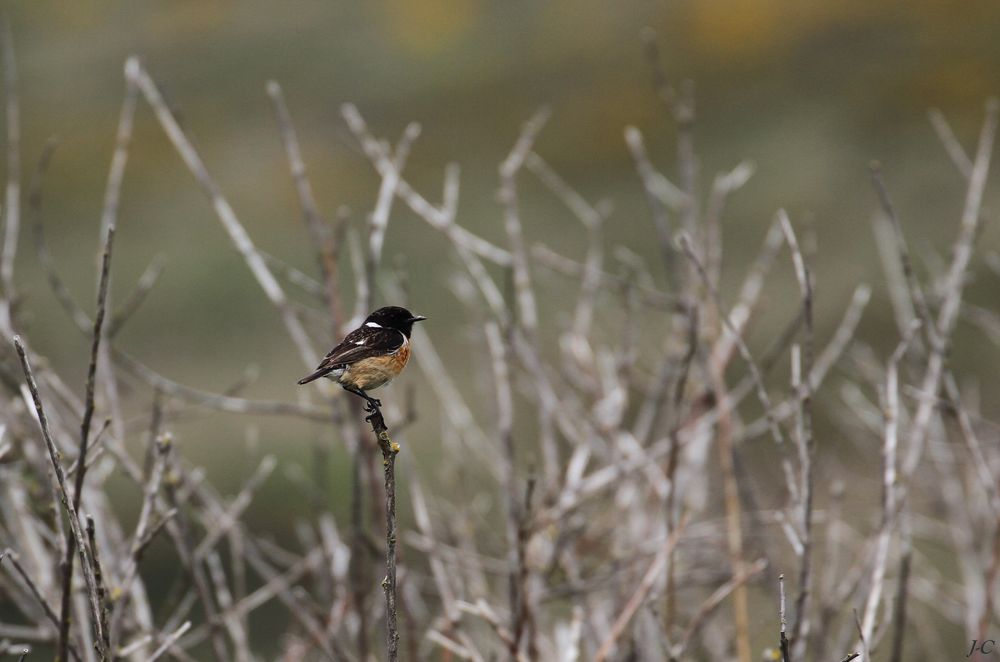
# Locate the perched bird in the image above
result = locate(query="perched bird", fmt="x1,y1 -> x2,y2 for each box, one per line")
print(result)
297,306 -> 426,411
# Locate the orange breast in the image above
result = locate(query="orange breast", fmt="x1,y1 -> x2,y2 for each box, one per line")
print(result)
341,343 -> 411,391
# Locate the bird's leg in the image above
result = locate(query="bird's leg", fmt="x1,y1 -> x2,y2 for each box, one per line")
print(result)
362,390 -> 382,412
342,385 -> 381,412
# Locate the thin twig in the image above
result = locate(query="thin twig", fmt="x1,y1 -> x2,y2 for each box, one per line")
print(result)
624,126 -> 680,280
889,508 -> 911,662
364,405 -> 401,661
130,59 -> 318,368
57,209 -> 115,662
678,232 -> 787,448
853,608 -> 868,662
108,433 -> 170,649
594,515 -> 688,661
107,255 -> 164,337
673,558 -> 767,657
85,517 -> 111,655
161,443 -> 231,662
2,549 -> 62,632
499,108 -> 549,337
147,621 -> 191,662
928,109 -> 973,177
781,211 -> 816,658
267,80 -> 342,334
13,337 -> 107,659
903,99 -> 998,477
484,319 -> 523,656
0,17 -> 21,332
860,324 -> 919,656
366,122 -> 420,311
341,103 -> 511,267
779,574 -> 790,662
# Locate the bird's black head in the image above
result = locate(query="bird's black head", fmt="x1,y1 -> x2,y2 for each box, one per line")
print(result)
365,306 -> 426,337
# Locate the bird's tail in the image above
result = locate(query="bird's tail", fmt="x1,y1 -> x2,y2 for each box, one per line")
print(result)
297,369 -> 327,385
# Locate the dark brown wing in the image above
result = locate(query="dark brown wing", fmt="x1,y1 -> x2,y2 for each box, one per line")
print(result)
297,326 -> 404,384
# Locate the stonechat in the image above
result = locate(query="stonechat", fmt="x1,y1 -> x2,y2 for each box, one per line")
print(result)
297,306 -> 426,411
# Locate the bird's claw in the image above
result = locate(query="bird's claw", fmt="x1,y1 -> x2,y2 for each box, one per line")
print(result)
364,398 -> 381,413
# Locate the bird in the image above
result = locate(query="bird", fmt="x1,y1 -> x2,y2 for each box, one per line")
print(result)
297,306 -> 426,412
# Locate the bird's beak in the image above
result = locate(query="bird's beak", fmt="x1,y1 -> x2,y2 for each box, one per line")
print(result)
409,315 -> 427,323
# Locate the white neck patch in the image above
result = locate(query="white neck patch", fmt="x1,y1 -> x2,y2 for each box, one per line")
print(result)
365,321 -> 382,328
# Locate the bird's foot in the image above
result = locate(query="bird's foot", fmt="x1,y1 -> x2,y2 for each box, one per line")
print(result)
364,397 -> 382,413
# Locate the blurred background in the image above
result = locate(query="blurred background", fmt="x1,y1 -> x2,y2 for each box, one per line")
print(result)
5,1 -> 1000,654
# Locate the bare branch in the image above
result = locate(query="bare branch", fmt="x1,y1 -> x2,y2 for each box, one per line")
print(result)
267,80 -> 342,333
13,337 -> 107,658
500,109 -> 549,336
904,99 -> 998,477
0,17 -> 21,330
594,516 -> 688,661
130,59 -> 318,367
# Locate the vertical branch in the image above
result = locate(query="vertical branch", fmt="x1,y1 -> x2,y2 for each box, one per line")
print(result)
642,31 -> 700,294
663,301 -> 698,633
710,367 -> 752,662
888,508 -> 911,662
84,517 -> 110,656
363,122 -> 420,314
0,17 -> 20,327
703,161 -> 755,291
364,407 -> 400,662
859,323 -> 919,657
82,94 -> 125,476
485,319 -> 523,655
346,420 -> 371,661
13,337 -> 107,659
674,80 -> 698,240
108,432 -> 169,649
625,126 -> 680,281
161,441 -> 231,662
903,99 -> 998,476
780,212 -> 815,658
99,59 -> 138,250
57,217 -> 115,662
523,152 -> 604,342
499,109 -> 549,337
266,81 -> 342,334
679,233 -> 757,662
206,551 -> 251,662
95,56 -> 139,446
346,227 -> 370,328
778,574 -> 790,662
